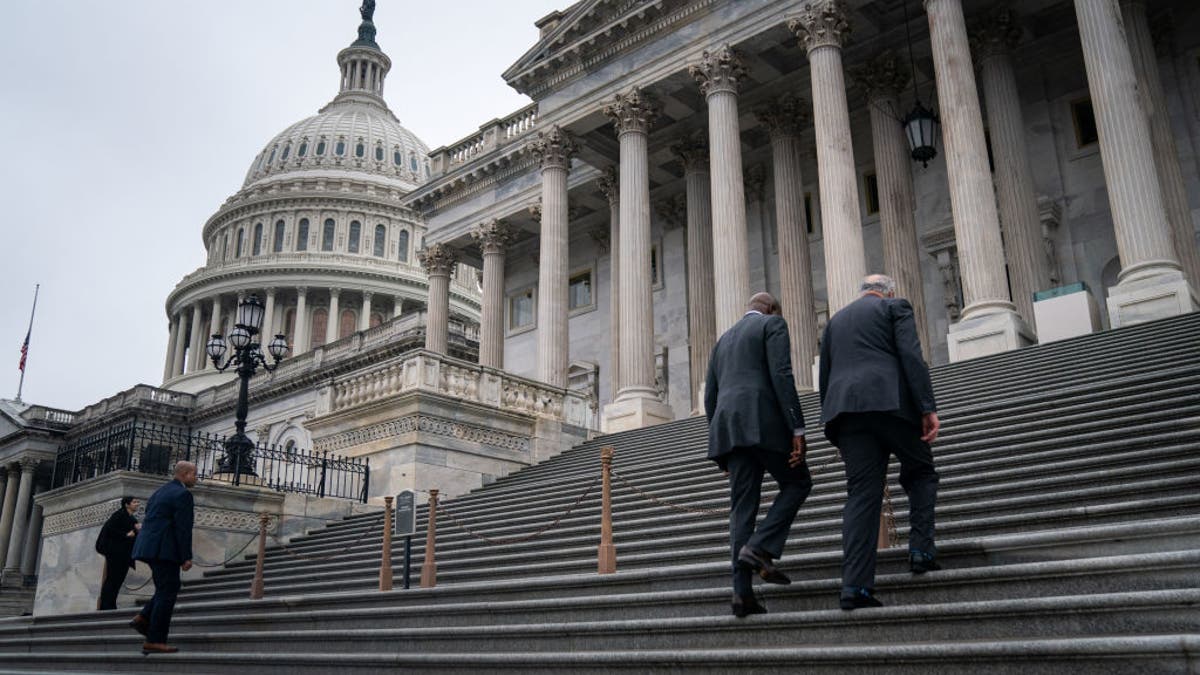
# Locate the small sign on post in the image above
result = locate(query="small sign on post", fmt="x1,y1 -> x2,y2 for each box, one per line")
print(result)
395,490 -> 416,537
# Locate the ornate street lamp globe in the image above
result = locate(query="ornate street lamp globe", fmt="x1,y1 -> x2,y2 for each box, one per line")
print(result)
267,334 -> 289,361
237,295 -> 266,334
206,334 -> 228,361
228,325 -> 252,350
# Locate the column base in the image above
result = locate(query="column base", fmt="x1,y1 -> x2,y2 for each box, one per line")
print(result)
946,310 -> 1033,362
1106,272 -> 1197,328
602,396 -> 674,433
1,568 -> 24,588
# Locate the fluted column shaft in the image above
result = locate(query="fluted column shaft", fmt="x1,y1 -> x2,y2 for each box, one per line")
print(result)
472,220 -> 513,369
674,138 -> 717,406
599,169 -> 621,396
973,13 -> 1052,328
0,468 -> 20,570
359,292 -> 373,332
4,461 -> 36,571
420,245 -> 456,354
170,311 -> 188,378
326,289 -> 341,345
691,48 -> 749,333
263,288 -> 277,338
531,127 -> 576,388
187,305 -> 204,373
791,5 -> 866,313
1121,0 -> 1200,286
393,296 -> 404,319
208,296 -> 222,370
19,480 -> 45,576
294,287 -> 309,355
925,0 -> 1016,318
163,318 -> 179,383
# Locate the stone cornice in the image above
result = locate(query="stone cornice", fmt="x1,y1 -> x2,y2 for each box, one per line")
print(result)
405,152 -> 540,218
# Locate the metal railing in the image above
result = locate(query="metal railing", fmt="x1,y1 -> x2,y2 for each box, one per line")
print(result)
50,421 -> 369,503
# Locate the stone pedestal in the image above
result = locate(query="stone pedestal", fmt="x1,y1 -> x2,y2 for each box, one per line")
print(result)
601,397 -> 675,434
946,311 -> 1033,362
1106,275 -> 1197,328
1033,284 -> 1101,343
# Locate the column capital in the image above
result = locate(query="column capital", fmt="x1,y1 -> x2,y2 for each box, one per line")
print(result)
744,164 -> 767,203
418,243 -> 458,276
689,46 -> 747,97
361,290 -> 373,301
597,166 -> 619,206
655,193 -> 688,230
17,458 -> 39,473
847,51 -> 910,103
754,94 -> 811,139
329,287 -> 342,299
531,125 -> 577,171
264,287 -> 277,298
527,203 -> 543,223
590,226 -> 611,253
670,134 -> 709,172
603,87 -> 660,136
471,219 -> 516,255
788,0 -> 853,53
296,286 -> 308,297
968,7 -> 1022,62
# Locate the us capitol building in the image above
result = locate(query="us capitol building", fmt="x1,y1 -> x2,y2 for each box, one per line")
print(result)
0,0 -> 1198,614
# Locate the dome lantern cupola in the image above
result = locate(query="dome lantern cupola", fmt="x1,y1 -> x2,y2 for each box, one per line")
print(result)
330,0 -> 392,109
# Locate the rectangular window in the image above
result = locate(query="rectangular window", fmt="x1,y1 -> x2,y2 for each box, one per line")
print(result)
804,193 -> 814,235
1071,98 -> 1099,148
508,287 -> 535,332
863,172 -> 880,216
568,269 -> 594,313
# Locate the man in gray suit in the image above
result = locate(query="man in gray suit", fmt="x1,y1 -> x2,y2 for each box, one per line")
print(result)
819,274 -> 941,610
706,292 -> 812,617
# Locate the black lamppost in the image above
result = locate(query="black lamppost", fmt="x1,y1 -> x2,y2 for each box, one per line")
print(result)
205,294 -> 289,478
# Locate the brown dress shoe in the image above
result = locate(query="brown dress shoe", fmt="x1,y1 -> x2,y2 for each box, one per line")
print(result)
737,545 -> 792,585
129,615 -> 149,637
142,642 -> 179,655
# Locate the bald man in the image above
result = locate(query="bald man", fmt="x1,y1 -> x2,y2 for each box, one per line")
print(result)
706,292 -> 812,617
820,275 -> 940,610
129,461 -> 197,654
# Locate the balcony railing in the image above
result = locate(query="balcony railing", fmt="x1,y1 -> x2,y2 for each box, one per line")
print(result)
430,103 -> 539,177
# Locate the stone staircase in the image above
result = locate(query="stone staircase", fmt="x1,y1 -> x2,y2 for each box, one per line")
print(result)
0,586 -> 34,618
0,312 -> 1198,672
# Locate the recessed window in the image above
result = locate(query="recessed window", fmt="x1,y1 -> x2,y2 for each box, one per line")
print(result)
804,193 -> 814,235
398,229 -> 409,262
410,153 -> 418,171
310,308 -> 328,348
375,145 -> 384,162
394,149 -> 402,166
1071,98 -> 1098,148
355,142 -> 365,158
298,141 -> 308,157
339,309 -> 356,339
316,139 -> 326,156
373,224 -> 386,257
569,269 -> 594,313
273,220 -> 285,252
281,144 -> 290,161
268,146 -> 277,164
348,220 -> 362,253
335,140 -> 346,156
296,218 -> 309,251
322,219 -> 336,251
863,172 -> 880,216
252,222 -> 263,256
425,161 -> 431,178
508,287 -> 535,332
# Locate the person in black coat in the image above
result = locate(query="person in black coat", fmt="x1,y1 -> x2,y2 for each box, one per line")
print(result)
819,274 -> 941,610
706,292 -> 812,617
96,496 -> 140,610
128,461 -> 196,654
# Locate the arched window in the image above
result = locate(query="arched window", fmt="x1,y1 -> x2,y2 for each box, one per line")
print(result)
284,439 -> 297,458
268,146 -> 277,164
348,220 -> 361,253
310,308 -> 328,347
322,219 -> 336,251
273,220 -> 285,252
283,308 -> 296,346
235,228 -> 244,258
397,229 -> 409,262
355,142 -> 365,158
375,145 -> 384,162
252,223 -> 263,255
409,153 -> 418,171
393,149 -> 402,166
316,139 -> 326,156
296,218 -> 309,251
281,143 -> 290,161
335,139 -> 346,156
298,140 -> 308,157
425,161 -> 431,178
339,309 -> 356,338
373,224 -> 386,257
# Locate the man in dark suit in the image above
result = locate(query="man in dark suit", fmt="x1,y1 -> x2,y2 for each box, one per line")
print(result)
706,292 -> 812,617
96,496 -> 140,610
129,461 -> 196,654
819,274 -> 941,610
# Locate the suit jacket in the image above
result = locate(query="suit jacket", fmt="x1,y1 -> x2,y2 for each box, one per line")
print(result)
131,479 -> 194,564
818,294 -> 936,444
705,312 -> 805,468
96,507 -> 138,569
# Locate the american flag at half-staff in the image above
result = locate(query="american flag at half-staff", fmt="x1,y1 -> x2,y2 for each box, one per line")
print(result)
16,284 -> 39,402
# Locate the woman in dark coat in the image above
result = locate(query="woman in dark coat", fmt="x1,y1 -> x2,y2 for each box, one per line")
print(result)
96,496 -> 140,610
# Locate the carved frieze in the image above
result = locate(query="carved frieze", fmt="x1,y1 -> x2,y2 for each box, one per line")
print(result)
314,414 -> 532,454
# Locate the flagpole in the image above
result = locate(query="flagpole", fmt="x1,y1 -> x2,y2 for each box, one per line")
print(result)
15,284 -> 39,403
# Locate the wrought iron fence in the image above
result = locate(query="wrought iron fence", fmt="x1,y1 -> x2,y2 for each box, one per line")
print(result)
51,420 -> 369,503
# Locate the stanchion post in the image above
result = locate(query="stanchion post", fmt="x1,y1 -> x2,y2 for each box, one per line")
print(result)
403,536 -> 412,590
598,446 -> 616,574
380,495 -> 394,591
420,489 -> 438,588
250,512 -> 269,600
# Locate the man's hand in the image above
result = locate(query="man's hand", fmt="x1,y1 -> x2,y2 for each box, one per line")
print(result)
181,560 -> 193,572
126,530 -> 136,538
921,412 -> 941,443
788,435 -> 808,468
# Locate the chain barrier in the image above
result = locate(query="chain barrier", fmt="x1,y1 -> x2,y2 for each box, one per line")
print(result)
435,474 -> 600,545
120,531 -> 258,592
268,511 -> 388,563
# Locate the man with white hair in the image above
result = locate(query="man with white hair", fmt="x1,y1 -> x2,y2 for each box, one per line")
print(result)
820,274 -> 941,610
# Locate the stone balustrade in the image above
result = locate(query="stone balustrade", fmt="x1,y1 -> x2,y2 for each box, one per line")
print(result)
73,385 -> 195,426
20,406 -> 77,427
430,103 -> 539,176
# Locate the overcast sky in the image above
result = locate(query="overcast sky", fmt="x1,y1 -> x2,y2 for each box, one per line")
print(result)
0,1 -> 565,411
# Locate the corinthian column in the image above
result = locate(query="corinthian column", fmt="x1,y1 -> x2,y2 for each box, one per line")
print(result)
1074,0 -> 1193,326
163,317 -> 179,383
294,287 -> 309,355
170,309 -> 188,378
530,126 -> 576,388
672,135 -> 717,409
1121,0 -> 1200,287
597,168 -> 621,396
755,95 -> 820,385
419,244 -> 457,354
789,2 -> 866,314
690,46 -> 750,334
925,0 -> 1028,360
970,10 -> 1052,330
263,287 -> 277,338
187,304 -> 204,373
848,53 -> 933,360
326,288 -> 341,345
0,468 -> 19,570
3,459 -> 37,573
359,291 -> 373,332
471,219 -> 515,369
601,89 -> 674,432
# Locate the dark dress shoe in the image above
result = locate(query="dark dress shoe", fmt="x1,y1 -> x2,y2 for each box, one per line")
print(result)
731,594 -> 769,618
129,615 -> 149,637
840,588 -> 884,610
737,545 -> 791,585
910,551 -> 942,574
141,642 -> 178,655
